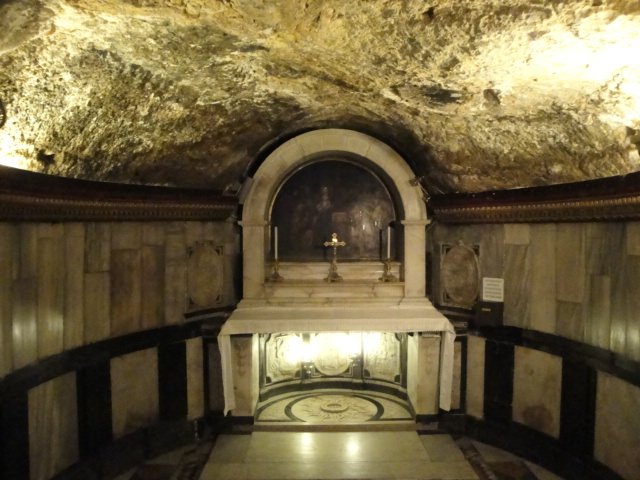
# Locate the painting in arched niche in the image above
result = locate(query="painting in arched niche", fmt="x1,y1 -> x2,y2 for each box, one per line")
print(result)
271,159 -> 396,261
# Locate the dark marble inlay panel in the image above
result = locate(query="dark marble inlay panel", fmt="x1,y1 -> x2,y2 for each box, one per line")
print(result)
483,340 -> 514,424
0,392 -> 29,479
560,359 -> 596,457
158,341 -> 188,421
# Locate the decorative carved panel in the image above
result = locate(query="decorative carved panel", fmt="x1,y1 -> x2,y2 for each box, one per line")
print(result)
187,242 -> 223,307
440,243 -> 480,309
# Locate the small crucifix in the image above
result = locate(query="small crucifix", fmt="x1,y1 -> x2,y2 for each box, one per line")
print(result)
323,232 -> 346,282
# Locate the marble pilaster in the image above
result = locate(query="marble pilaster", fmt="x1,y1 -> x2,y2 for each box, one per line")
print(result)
241,223 -> 267,299
413,334 -> 440,415
230,336 -> 254,416
402,220 -> 427,298
85,223 -> 111,272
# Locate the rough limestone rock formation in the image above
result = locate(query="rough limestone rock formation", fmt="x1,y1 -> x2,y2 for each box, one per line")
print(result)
0,0 -> 639,193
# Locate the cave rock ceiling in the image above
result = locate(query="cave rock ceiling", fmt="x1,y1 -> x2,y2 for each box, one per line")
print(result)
0,0 -> 639,194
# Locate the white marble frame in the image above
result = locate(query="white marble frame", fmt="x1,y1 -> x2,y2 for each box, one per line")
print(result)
240,129 -> 429,299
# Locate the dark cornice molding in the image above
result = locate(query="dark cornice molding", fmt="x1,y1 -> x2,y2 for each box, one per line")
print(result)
429,171 -> 640,223
0,165 -> 237,221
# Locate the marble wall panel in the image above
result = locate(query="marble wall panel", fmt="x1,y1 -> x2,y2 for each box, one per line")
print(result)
513,347 -> 562,438
465,335 -> 485,419
111,348 -> 159,438
477,224 -> 505,280
0,225 -> 17,377
504,224 -> 530,245
19,224 -> 38,278
85,223 -> 111,272
585,275 -> 611,350
556,301 -> 584,342
83,272 -> 111,344
186,337 -> 205,420
528,225 -> 557,334
110,249 -> 142,336
64,224 -> 85,350
556,225 -> 586,303
28,372 -> 78,480
36,225 -> 65,359
622,256 -> 640,362
12,279 -> 38,370
625,221 -> 640,255
185,222 -> 204,247
141,246 -> 164,330
503,244 -> 529,328
142,223 -> 166,246
165,232 -> 187,324
111,222 -> 142,250
595,372 -> 640,480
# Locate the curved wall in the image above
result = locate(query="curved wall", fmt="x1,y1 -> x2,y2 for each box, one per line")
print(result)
0,168 -> 240,479
430,221 -> 640,480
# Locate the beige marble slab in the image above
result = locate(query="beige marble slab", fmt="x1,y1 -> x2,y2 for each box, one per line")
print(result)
111,222 -> 142,250
595,372 -> 640,480
513,347 -> 561,438
230,336 -> 254,416
622,256 -> 640,362
186,337 -> 205,420
556,301 -> 584,342
142,222 -> 166,246
529,225 -> 557,334
28,372 -> 78,480
415,335 -> 440,415
19,224 -> 38,278
556,225 -> 585,303
185,222 -> 204,246
110,249 -> 142,336
625,221 -> 640,255
111,348 -> 159,438
165,232 -> 187,325
12,279 -> 38,369
478,224 -> 505,279
504,224 -> 530,245
37,230 -> 65,359
85,223 -> 111,272
84,272 -> 111,343
141,245 -> 164,330
0,224 -> 17,377
503,244 -> 529,328
585,275 -> 611,350
64,223 -> 85,350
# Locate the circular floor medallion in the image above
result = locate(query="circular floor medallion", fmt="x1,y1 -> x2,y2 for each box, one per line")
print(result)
286,394 -> 383,423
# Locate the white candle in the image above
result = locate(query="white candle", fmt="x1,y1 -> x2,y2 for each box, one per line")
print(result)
274,226 -> 278,260
387,226 -> 391,259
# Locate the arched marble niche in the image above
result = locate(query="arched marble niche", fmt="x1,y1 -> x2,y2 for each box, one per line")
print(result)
240,128 -> 429,300
271,159 -> 397,261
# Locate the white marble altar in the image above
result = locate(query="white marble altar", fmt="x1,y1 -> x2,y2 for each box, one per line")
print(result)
219,129 -> 455,418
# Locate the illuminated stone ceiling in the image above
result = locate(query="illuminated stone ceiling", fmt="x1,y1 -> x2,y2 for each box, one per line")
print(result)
0,0 -> 639,193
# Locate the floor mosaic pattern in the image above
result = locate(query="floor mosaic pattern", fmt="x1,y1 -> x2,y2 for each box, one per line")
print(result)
255,390 -> 413,424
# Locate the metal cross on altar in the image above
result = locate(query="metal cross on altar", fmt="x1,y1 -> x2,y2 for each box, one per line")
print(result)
323,233 -> 346,282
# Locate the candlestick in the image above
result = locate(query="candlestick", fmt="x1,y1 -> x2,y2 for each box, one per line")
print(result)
386,226 -> 391,259
274,226 -> 278,260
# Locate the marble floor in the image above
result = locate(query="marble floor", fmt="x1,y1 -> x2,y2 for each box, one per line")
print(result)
199,432 -> 565,480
